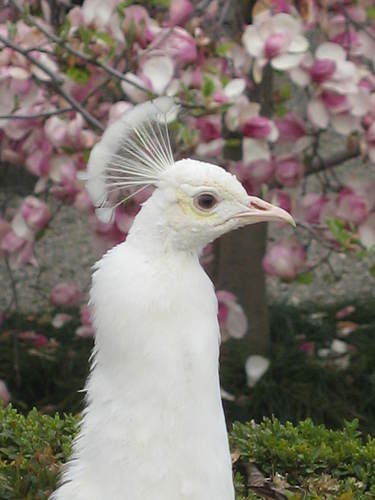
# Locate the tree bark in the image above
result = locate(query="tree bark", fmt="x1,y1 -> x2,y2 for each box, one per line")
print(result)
215,223 -> 270,359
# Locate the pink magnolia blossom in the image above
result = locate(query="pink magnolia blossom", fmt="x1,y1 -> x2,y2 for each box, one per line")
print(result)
49,156 -> 78,202
80,304 -> 93,326
263,238 -> 306,281
358,214 -> 375,249
246,159 -> 275,185
74,189 -> 93,213
299,341 -> 315,354
147,27 -> 197,67
275,113 -> 306,142
50,282 -> 82,307
242,116 -> 279,142
0,217 -> 11,241
216,290 -> 248,341
25,149 -> 51,177
76,325 -> 95,338
114,208 -> 136,234
362,121 -> 375,163
76,304 -> 95,338
301,193 -> 328,224
335,306 -> 355,320
291,42 -> 369,134
20,196 -> 51,230
1,230 -> 36,267
18,330 -> 49,348
274,157 -> 304,187
52,313 -> 73,328
336,190 -> 369,225
0,380 -> 10,406
242,12 -> 308,81
168,0 -> 193,26
140,55 -> 175,95
267,189 -> 292,214
122,5 -> 155,46
195,138 -> 225,158
44,116 -> 67,147
196,115 -> 222,142
310,58 -> 336,84
1,230 -> 27,253
108,101 -> 133,125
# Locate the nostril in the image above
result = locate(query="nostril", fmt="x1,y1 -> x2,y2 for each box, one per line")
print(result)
251,200 -> 268,211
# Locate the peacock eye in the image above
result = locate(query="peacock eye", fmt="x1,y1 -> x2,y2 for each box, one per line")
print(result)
194,192 -> 218,212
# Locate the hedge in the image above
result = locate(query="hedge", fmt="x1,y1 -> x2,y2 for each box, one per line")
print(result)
1,406 -> 375,499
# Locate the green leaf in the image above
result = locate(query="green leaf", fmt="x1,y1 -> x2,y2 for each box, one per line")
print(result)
202,77 -> 215,98
7,22 -> 17,40
370,264 -> 375,278
367,6 -> 375,20
96,31 -> 115,48
326,218 -> 352,248
275,103 -> 287,117
66,66 -> 91,85
216,41 -> 233,57
225,138 -> 241,148
279,84 -> 291,100
296,272 -> 314,285
78,26 -> 94,48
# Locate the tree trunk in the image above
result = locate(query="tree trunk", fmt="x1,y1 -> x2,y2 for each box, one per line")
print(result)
215,224 -> 270,359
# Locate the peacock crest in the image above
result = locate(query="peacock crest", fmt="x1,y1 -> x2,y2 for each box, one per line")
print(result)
85,97 -> 179,222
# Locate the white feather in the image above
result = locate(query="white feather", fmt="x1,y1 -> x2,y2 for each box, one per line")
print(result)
86,96 -> 179,222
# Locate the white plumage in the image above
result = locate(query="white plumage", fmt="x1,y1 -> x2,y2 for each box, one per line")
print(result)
52,98 -> 294,500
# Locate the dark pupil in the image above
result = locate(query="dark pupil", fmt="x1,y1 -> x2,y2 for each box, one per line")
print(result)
198,194 -> 216,209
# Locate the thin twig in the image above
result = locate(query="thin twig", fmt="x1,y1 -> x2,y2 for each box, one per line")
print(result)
0,107 -> 72,120
306,146 -> 361,177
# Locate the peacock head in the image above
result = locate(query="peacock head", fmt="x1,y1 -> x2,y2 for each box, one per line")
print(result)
85,97 -> 294,252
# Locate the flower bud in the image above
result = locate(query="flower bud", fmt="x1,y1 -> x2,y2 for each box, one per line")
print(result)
263,239 -> 306,281
275,157 -> 304,187
310,58 -> 336,83
264,33 -> 288,59
242,116 -> 272,140
20,196 -> 51,230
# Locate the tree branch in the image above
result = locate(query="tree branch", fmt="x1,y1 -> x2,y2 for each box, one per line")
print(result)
0,33 -> 104,131
9,0 -> 153,96
306,146 -> 361,177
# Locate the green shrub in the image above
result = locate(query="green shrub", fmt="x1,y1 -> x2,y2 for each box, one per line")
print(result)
1,406 -> 375,499
231,418 -> 375,499
0,310 -> 92,414
0,406 -> 77,500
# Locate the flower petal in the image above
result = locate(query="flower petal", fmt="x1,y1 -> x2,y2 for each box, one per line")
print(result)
243,137 -> 271,163
271,52 -> 305,70
315,42 -> 346,61
307,99 -> 329,128
289,35 -> 309,53
242,26 -> 264,57
142,56 -> 174,95
331,113 -> 360,135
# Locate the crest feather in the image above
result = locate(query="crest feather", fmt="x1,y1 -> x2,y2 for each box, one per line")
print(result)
86,97 -> 179,222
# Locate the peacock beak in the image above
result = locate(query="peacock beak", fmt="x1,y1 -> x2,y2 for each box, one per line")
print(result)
236,195 -> 296,226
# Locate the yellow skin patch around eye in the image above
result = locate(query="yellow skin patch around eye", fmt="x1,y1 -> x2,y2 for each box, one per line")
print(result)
176,189 -> 219,220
